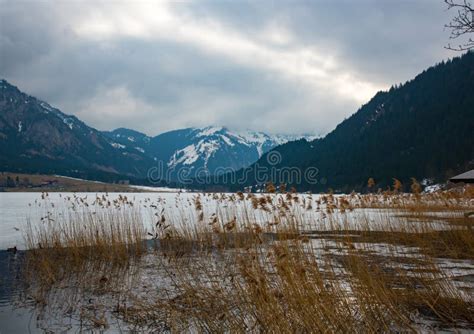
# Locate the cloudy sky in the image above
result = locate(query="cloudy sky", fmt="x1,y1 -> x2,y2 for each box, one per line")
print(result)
0,0 -> 457,136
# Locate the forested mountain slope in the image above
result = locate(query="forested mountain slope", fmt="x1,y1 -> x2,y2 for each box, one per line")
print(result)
214,52 -> 474,192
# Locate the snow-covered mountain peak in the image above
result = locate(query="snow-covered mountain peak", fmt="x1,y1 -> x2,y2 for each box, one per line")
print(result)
103,126 -> 315,178
195,126 -> 225,137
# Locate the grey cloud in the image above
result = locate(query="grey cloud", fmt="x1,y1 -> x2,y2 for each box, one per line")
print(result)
184,0 -> 453,85
0,0 -> 457,136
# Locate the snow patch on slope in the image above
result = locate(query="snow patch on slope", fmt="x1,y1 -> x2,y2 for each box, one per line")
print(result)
168,144 -> 199,168
167,139 -> 220,170
63,118 -> 74,130
111,142 -> 126,149
40,102 -> 53,113
40,101 -> 77,130
196,126 -> 223,137
219,134 -> 235,147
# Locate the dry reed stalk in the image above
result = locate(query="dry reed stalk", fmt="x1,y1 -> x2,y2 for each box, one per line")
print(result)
18,190 -> 474,332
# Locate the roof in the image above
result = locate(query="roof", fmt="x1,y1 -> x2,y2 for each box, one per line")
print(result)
449,169 -> 474,183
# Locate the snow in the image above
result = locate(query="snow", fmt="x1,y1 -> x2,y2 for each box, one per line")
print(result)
189,127 -> 314,154
197,139 -> 219,155
219,134 -> 235,147
63,118 -> 74,130
421,178 -> 434,186
235,130 -> 268,146
40,102 -> 53,113
305,135 -> 320,142
111,142 -> 126,149
197,140 -> 219,168
52,175 -> 105,184
233,130 -> 315,156
231,131 -> 269,156
424,184 -> 443,193
42,101 -> 75,130
168,144 -> 200,168
196,126 -> 223,137
255,144 -> 264,157
135,146 -> 145,153
168,139 -> 220,169
165,126 -> 318,171
17,121 -> 22,133
127,136 -> 135,142
128,185 -> 187,192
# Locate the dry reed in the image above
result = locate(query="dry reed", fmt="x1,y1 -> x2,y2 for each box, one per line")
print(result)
18,188 -> 474,332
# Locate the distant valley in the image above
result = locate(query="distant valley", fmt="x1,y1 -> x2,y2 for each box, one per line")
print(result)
1,53 -> 473,192
0,79 -> 311,184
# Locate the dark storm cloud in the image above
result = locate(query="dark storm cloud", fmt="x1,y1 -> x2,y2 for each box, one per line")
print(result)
0,0 -> 454,136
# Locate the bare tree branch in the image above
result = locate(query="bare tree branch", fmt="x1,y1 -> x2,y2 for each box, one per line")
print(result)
444,0 -> 474,51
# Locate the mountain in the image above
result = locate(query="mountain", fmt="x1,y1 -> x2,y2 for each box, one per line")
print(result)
0,79 -> 309,183
0,79 -> 154,181
3,53 -> 472,192
211,52 -> 474,192
102,128 -> 151,153
103,126 -> 307,179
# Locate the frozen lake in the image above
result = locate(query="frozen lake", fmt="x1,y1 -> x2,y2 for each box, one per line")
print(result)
0,192 -> 188,250
0,191 -> 454,250
0,192 -> 471,332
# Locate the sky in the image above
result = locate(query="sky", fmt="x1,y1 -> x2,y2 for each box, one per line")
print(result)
0,0 -> 458,136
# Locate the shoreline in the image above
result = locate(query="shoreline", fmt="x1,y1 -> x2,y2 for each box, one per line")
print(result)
0,172 -> 181,193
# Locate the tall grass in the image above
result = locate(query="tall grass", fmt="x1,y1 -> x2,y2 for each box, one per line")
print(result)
19,189 -> 474,332
22,193 -> 146,289
126,228 -> 473,331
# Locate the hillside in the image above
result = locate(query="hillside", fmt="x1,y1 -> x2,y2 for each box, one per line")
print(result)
213,52 -> 474,192
0,80 -> 154,181
0,79 -> 308,183
0,172 -> 142,192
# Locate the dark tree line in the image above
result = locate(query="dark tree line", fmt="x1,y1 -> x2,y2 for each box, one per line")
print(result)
207,52 -> 474,193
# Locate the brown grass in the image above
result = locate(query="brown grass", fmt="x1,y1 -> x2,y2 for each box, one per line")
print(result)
22,194 -> 146,293
18,189 -> 474,332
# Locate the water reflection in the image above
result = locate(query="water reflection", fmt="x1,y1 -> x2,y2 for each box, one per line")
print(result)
0,250 -> 41,334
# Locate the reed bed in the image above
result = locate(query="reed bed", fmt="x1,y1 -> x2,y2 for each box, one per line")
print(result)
18,188 -> 474,332
21,192 -> 147,310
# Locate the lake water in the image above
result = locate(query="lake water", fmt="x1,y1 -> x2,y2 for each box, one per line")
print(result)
0,192 -> 194,250
0,192 -> 468,332
0,191 -> 258,249
0,192 -> 190,333
0,191 -> 453,251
